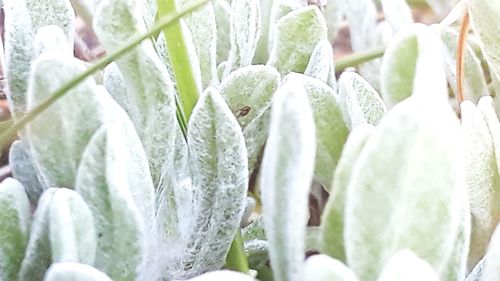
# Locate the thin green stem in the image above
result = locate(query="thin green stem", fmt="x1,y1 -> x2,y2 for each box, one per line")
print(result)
0,0 -> 209,152
335,46 -> 386,72
157,0 -> 202,122
225,229 -> 250,273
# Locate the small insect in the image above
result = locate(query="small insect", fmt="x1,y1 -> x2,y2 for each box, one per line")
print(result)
307,0 -> 324,10
234,106 -> 251,118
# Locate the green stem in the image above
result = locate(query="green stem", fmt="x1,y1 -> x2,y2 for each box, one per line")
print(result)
335,46 -> 386,72
0,0 -> 209,152
157,0 -> 202,122
225,229 -> 250,273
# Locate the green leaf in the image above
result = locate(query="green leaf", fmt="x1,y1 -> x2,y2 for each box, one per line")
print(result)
44,262 -> 113,281
220,65 -> 280,128
253,0 -> 274,64
380,26 -> 418,107
344,96 -> 464,281
377,250 -> 440,281
244,107 -> 271,173
305,39 -> 336,88
25,54 -> 105,188
322,0 -> 344,43
321,124 -> 374,261
4,0 -> 74,115
9,140 -> 47,205
338,71 -> 388,129
461,99 -> 500,268
48,189 -> 96,264
18,188 -> 96,281
177,87 -> 248,278
267,6 -> 328,76
75,125 -> 146,281
344,0 -> 377,52
223,0 -> 262,77
260,79 -> 316,281
468,0 -> 500,84
94,0 -> 178,186
284,73 -> 349,189
304,255 -> 359,281
0,178 -> 31,281
439,26 -> 488,103
33,25 -> 73,57
213,0 -> 231,64
178,0 -> 218,88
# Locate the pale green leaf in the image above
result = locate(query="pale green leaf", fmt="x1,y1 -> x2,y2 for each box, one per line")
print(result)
220,65 -> 280,128
244,107 -> 271,173
461,100 -> 500,268
305,39 -> 336,88
25,54 -> 105,188
0,178 -> 31,281
439,26 -> 488,103
338,71 -> 387,129
304,255 -> 359,281
253,0 -> 274,63
223,0 -> 262,77
377,250 -> 440,281
94,0 -> 178,186
213,0 -> 231,64
176,87 -> 248,278
260,79 -> 316,281
267,0 -> 299,58
380,0 -> 413,32
344,96 -> 464,281
283,73 -> 348,188
468,0 -> 500,85
267,6 -> 328,76
44,262 -> 113,281
322,0 -> 344,43
75,125 -> 146,281
320,124 -> 374,261
33,25 -> 72,58
344,0 -> 377,52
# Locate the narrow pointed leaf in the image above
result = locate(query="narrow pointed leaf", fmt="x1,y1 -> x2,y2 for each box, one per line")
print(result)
0,178 -> 31,281
177,88 -> 248,278
223,0 -> 261,77
321,125 -> 374,261
305,39 -> 336,88
260,80 -> 316,281
44,262 -> 113,281
267,6 -> 328,76
94,0 -> 178,186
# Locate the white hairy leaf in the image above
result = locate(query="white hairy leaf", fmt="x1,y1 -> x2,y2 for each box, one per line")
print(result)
33,25 -> 72,58
480,225 -> 500,281
0,178 -> 31,281
213,0 -> 231,64
9,140 -> 47,205
283,73 -> 348,189
224,0 -> 262,77
75,125 -> 146,281
94,0 -> 178,186
267,6 -> 328,76
344,95 -> 464,280
305,39 -> 336,88
338,71 -> 387,129
25,54 -> 105,188
304,255 -> 359,281
260,79 -> 316,281
461,100 -> 500,268
321,125 -> 374,261
322,0 -> 344,43
187,270 -> 256,281
467,0 -> 500,87
176,88 -> 248,278
380,0 -> 413,33
377,250 -> 440,281
44,262 -> 113,281
253,0 -> 275,63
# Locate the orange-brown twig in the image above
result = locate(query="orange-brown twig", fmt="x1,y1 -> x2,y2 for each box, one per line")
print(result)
457,10 -> 470,105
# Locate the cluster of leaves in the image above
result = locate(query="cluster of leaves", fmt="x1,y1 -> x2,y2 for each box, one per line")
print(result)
2,0 -> 500,281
